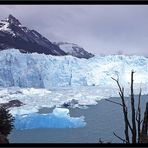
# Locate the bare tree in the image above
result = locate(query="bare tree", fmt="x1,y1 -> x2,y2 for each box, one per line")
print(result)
106,70 -> 148,143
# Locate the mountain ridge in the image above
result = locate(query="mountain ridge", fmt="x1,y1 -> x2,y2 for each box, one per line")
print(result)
0,15 -> 94,59
53,42 -> 94,59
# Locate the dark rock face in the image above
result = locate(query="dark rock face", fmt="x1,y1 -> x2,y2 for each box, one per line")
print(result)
0,15 -> 66,56
0,100 -> 24,108
62,99 -> 78,108
8,15 -> 21,26
71,46 -> 94,59
54,42 -> 94,59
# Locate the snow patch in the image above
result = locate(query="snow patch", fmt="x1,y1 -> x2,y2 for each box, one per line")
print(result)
0,21 -> 15,36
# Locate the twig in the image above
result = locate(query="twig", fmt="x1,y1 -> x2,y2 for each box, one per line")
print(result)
98,138 -> 103,143
111,77 -> 122,94
105,99 -> 123,107
113,132 -> 127,143
140,119 -> 143,124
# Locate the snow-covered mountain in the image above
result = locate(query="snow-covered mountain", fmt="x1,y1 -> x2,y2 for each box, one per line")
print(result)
0,15 -> 94,59
0,48 -> 148,88
0,15 -> 66,56
54,42 -> 94,59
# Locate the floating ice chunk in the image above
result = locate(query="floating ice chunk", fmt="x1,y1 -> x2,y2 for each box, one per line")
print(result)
52,107 -> 70,117
10,106 -> 39,116
14,108 -> 86,130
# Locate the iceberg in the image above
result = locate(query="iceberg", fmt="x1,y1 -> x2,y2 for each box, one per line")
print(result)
14,108 -> 86,130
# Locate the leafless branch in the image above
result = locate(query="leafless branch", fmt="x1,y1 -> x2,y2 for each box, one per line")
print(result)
131,70 -> 137,143
113,132 -> 127,143
136,88 -> 141,143
140,119 -> 143,124
127,117 -> 133,133
111,77 -> 122,94
111,76 -> 130,143
142,102 -> 148,135
105,99 -> 123,107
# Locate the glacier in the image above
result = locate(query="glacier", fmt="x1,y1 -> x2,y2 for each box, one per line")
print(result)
0,48 -> 148,130
0,48 -> 148,88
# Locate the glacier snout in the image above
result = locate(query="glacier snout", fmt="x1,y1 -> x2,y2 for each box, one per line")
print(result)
0,49 -> 148,88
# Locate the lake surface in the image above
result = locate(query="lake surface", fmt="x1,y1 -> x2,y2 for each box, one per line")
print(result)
8,95 -> 148,143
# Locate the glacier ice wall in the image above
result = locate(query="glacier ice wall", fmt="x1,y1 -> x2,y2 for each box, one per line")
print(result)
0,49 -> 148,88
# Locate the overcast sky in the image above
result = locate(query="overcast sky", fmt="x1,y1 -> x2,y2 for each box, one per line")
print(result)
0,5 -> 148,56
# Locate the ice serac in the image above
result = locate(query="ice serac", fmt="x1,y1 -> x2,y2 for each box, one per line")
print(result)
54,42 -> 94,59
0,15 -> 66,56
0,49 -> 148,88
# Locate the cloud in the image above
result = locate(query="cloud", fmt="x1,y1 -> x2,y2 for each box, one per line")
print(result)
0,5 -> 148,56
